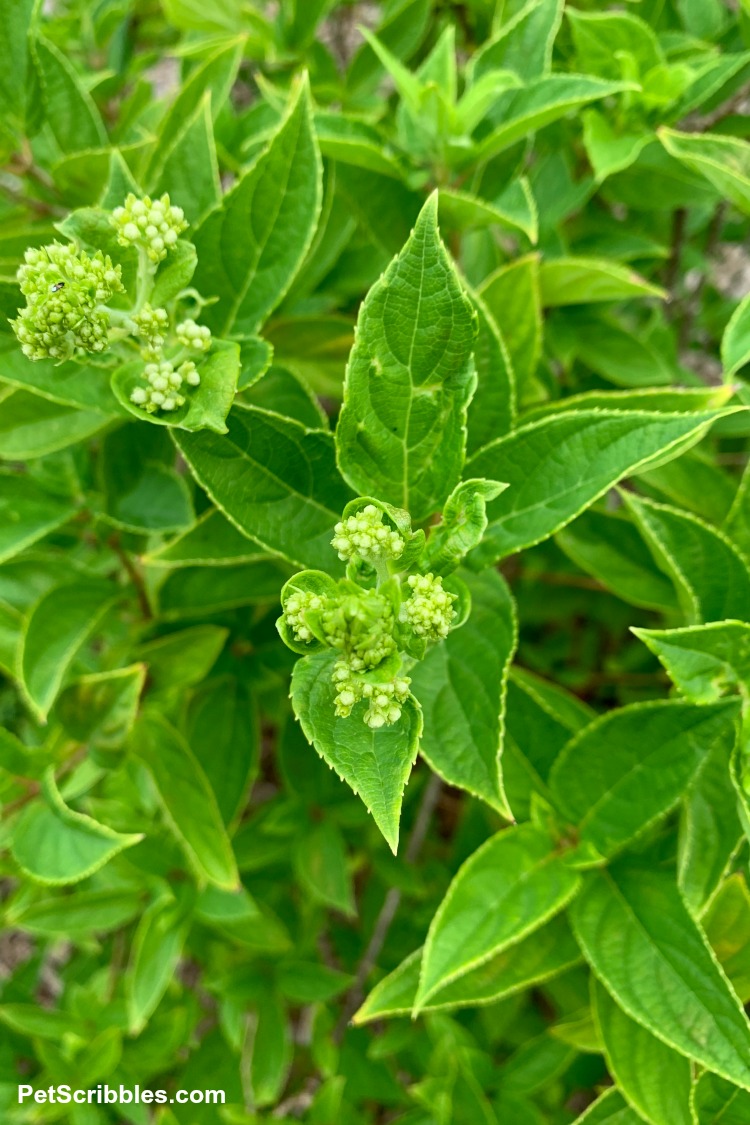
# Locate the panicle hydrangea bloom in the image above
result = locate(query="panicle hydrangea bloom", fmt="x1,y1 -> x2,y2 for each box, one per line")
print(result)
331,505 -> 405,565
320,589 -> 397,672
12,242 -> 123,361
332,661 -> 411,728
112,193 -> 187,263
176,318 -> 212,352
402,572 -> 456,642
132,304 -> 169,353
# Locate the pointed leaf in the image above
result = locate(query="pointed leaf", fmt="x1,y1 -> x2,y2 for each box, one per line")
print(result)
336,193 -> 477,522
290,650 -> 422,853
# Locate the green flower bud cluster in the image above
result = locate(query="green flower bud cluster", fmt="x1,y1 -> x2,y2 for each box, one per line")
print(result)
112,193 -> 187,263
402,573 -> 456,642
285,590 -> 325,643
176,319 -> 212,352
129,357 -> 201,414
132,304 -> 169,355
332,661 -> 411,728
12,242 -> 123,361
320,589 -> 397,672
332,505 -> 405,564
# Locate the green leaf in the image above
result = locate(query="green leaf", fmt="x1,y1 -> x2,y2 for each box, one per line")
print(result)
438,187 -> 537,243
127,893 -> 191,1034
0,1004 -> 83,1041
290,650 -> 422,853
315,112 -> 405,179
9,888 -> 143,937
473,76 -> 635,164
468,410 -> 734,566
134,624 -> 228,692
336,192 -> 477,522
678,721 -> 742,914
466,292 -> 516,454
659,129 -> 750,214
294,820 -> 355,916
479,255 -> 541,405
186,676 -> 259,825
422,481 -> 507,575
692,1073 -> 750,1125
193,75 -> 322,336
143,509 -> 269,568
354,913 -> 581,1023
573,1088 -> 652,1124
55,664 -> 146,761
11,768 -> 142,885
111,340 -> 241,435
624,493 -> 750,624
570,861 -> 750,1089
583,111 -> 651,182
416,822 -> 581,1010
157,559 -> 289,620
539,257 -> 666,306
723,293 -> 750,380
0,390 -> 114,460
241,365 -> 327,429
592,979 -> 692,1125
549,699 -> 739,861
470,0 -> 563,82
633,621 -> 750,703
18,580 -> 120,722
0,348 -> 127,416
150,239 -> 198,308
33,36 -> 107,154
174,404 -> 353,570
153,93 -> 220,226
568,9 -> 663,79
132,711 -> 239,889
704,875 -> 750,1005
410,569 -> 515,815
99,425 -> 195,534
0,0 -> 33,142
0,472 -> 76,564
557,508 -> 680,613
525,387 -> 733,424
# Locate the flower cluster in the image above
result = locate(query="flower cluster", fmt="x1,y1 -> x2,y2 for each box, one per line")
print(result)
111,193 -> 187,263
402,573 -> 456,642
12,243 -> 123,361
332,505 -> 405,564
320,589 -> 397,672
284,590 -> 325,644
132,304 -> 169,355
129,358 -> 200,414
332,662 -> 411,728
176,319 -> 212,352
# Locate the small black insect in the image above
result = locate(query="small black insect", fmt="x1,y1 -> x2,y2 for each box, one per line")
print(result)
50,281 -> 65,292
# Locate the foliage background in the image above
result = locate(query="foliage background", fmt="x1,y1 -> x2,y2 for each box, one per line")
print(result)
2,0 -> 750,1122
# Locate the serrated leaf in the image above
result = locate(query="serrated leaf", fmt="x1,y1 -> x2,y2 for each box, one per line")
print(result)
354,913 -> 580,1023
294,819 -> 355,916
416,822 -> 581,1009
471,0 -> 563,82
9,888 -> 143,937
290,650 -> 422,853
186,676 -> 259,825
153,93 -> 220,226
659,128 -> 750,214
549,698 -> 739,860
336,192 -> 477,523
468,409 -> 734,565
158,558 -> 289,620
193,75 -> 322,336
570,861 -> 750,1089
624,493 -> 750,624
132,711 -> 239,889
0,346 -> 127,416
633,621 -> 750,703
11,768 -> 142,885
592,980 -> 692,1125
479,255 -> 541,405
18,580 -> 120,722
55,664 -> 146,758
568,9 -> 663,79
0,390 -> 114,460
410,569 -> 515,814
174,404 -> 353,570
704,875 -> 750,1005
466,292 -> 516,453
0,473 -> 76,564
